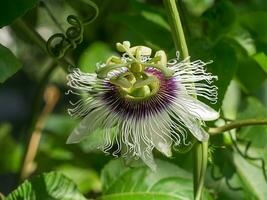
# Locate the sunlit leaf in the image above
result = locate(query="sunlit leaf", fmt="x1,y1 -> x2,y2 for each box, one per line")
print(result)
233,97 -> 267,198
100,159 -> 194,200
228,26 -> 256,56
233,152 -> 267,200
57,165 -> 101,194
253,52 -> 267,74
6,171 -> 86,200
206,159 -> 245,200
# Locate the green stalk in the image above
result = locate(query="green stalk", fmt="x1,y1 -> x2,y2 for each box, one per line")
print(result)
163,0 -> 189,59
193,141 -> 208,200
163,1 -> 207,199
209,118 -> 267,135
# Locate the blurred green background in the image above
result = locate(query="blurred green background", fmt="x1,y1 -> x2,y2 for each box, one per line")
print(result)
0,0 -> 267,199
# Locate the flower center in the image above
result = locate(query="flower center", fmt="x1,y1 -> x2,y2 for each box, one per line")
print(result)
102,68 -> 178,119
110,70 -> 160,100
96,41 -> 178,118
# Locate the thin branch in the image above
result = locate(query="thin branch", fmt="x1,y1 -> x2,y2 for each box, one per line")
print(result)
17,62 -> 57,182
208,118 -> 267,135
0,192 -> 5,200
20,85 -> 60,180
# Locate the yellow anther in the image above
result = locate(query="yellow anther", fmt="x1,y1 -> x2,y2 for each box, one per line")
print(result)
123,41 -> 131,48
106,56 -> 123,64
129,46 -> 152,57
116,42 -> 126,52
155,50 -> 167,67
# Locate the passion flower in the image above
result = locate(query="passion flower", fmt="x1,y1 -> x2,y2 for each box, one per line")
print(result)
66,41 -> 219,170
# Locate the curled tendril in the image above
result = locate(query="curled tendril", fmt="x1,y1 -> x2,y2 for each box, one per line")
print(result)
210,164 -> 243,191
208,144 -> 243,191
230,134 -> 267,182
46,0 -> 99,58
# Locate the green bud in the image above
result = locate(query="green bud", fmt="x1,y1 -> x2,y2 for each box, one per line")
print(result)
133,75 -> 158,89
110,76 -> 132,88
130,62 -> 143,73
130,86 -> 151,98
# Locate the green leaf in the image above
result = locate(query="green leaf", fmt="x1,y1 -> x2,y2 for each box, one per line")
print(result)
0,0 -> 37,27
239,11 -> 267,43
237,97 -> 267,148
233,97 -> 267,199
0,43 -> 22,83
228,26 -> 256,56
78,42 -> 114,73
57,165 -> 101,194
130,0 -> 170,31
111,13 -> 172,50
6,171 -> 87,200
208,40 -> 238,110
236,57 -> 266,93
203,1 -> 236,40
233,152 -> 267,200
0,123 -> 22,174
183,0 -> 214,16
253,52 -> 267,73
100,159 -> 194,200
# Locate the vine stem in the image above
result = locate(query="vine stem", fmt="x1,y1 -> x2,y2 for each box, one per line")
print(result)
163,1 -> 206,199
208,118 -> 267,135
11,18 -> 71,70
163,0 -> 189,59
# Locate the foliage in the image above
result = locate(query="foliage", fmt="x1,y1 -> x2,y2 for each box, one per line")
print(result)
0,0 -> 267,199
6,172 -> 87,200
0,44 -> 22,83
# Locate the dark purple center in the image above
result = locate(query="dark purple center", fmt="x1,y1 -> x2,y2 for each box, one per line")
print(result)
101,68 -> 178,119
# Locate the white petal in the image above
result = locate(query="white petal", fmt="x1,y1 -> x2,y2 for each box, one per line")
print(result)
140,146 -> 157,171
149,112 -> 172,157
171,105 -> 209,141
176,94 -> 219,121
67,106 -> 108,144
129,119 -> 157,171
